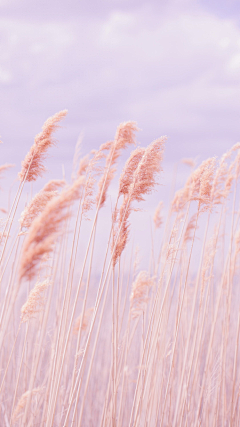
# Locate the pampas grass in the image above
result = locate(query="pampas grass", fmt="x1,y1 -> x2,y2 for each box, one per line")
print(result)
0,112 -> 240,426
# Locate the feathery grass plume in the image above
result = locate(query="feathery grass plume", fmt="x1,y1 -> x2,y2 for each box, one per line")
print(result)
18,110 -> 67,182
181,158 -> 196,168
96,121 -> 139,208
112,148 -> 145,255
21,279 -> 50,323
113,137 -> 166,265
20,179 -> 66,228
77,155 -> 89,178
82,175 -> 96,219
119,147 -> 145,197
211,144 -> 240,204
112,197 -> 131,266
235,230 -> 240,257
198,157 -> 216,209
42,179 -> 66,192
0,163 -> 15,176
0,231 -> 8,242
111,147 -> 145,264
130,136 -> 166,202
130,271 -> 154,318
19,175 -> 85,281
154,201 -> 164,229
225,173 -> 234,196
0,163 -> 15,191
171,186 -> 190,213
172,157 -> 215,212
72,132 -> 84,180
0,218 -> 9,241
20,190 -> 58,230
81,141 -> 112,218
233,150 -> 240,185
73,307 -> 93,334
12,388 -> 42,422
166,221 -> 180,261
183,213 -> 198,243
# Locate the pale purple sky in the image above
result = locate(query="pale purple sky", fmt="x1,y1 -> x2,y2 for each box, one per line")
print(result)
0,0 -> 240,182
0,0 -> 240,270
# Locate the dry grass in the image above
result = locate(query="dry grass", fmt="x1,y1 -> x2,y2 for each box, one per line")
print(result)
0,111 -> 240,426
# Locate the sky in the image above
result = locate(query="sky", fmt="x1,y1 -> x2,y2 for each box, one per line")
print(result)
0,0 -> 240,270
0,1 -> 240,195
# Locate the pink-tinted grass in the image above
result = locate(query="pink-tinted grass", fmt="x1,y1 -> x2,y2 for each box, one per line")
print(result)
0,113 -> 239,427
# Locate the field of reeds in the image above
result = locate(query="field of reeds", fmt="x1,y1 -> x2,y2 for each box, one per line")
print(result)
0,109 -> 240,426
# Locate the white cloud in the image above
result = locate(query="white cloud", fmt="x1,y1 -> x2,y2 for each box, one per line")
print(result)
0,66 -> 12,83
0,4 -> 240,165
228,53 -> 240,70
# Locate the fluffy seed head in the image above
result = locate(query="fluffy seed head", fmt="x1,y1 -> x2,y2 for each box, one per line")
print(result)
96,121 -> 139,208
42,179 -> 66,192
12,388 -> 42,422
73,307 -> 93,334
72,132 -> 84,180
184,213 -> 198,243
112,137 -> 166,265
172,157 -> 216,212
112,197 -> 131,266
181,158 -> 196,168
20,190 -> 58,229
154,201 -> 164,229
77,155 -> 89,178
130,271 -> 154,318
130,137 -> 166,202
0,163 -> 15,175
119,147 -> 145,197
19,175 -> 85,281
21,279 -> 50,323
18,110 -> 67,182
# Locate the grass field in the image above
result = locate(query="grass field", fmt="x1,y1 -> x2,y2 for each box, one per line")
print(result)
0,110 -> 240,426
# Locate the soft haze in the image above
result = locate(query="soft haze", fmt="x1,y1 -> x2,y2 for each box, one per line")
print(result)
0,0 -> 240,186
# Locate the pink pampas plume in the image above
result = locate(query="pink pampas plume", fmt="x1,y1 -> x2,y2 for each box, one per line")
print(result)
211,143 -> 240,204
72,133 -> 84,181
12,388 -> 43,422
20,180 -> 66,229
21,279 -> 50,323
18,110 -> 67,182
73,307 -> 93,334
81,141 -> 112,218
42,179 -> 66,192
20,191 -> 57,230
0,163 -> 15,175
181,158 -> 196,168
96,121 -> 139,208
19,175 -> 85,281
154,201 -> 164,229
130,271 -> 154,318
0,163 -> 15,189
183,213 -> 198,244
112,196 -> 131,266
76,155 -> 89,179
119,147 -> 145,197
198,157 -> 216,209
113,136 -> 167,265
112,148 -> 146,266
130,136 -> 166,202
172,157 -> 216,212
